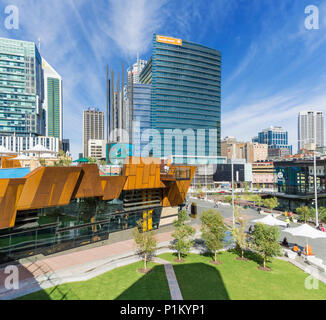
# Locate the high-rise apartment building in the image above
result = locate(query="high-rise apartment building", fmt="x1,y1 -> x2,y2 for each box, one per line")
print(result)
139,34 -> 221,161
298,111 -> 324,150
0,38 -> 44,136
42,58 -> 63,141
83,108 -> 104,157
257,126 -> 292,156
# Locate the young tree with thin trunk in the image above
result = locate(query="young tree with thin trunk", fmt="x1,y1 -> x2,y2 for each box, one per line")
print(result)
296,206 -> 314,223
251,223 -> 282,270
171,210 -> 196,261
133,220 -> 157,271
263,197 -> 279,211
200,209 -> 227,264
231,206 -> 249,259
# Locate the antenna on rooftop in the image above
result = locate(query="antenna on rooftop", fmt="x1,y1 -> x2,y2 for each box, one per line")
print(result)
38,38 -> 41,52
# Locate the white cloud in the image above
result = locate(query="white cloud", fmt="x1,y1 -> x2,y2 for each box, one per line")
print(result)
102,0 -> 167,58
222,85 -> 326,153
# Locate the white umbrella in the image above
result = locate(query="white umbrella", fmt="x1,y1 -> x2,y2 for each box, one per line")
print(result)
252,215 -> 288,227
0,146 -> 15,168
11,154 -> 31,160
24,144 -> 56,159
284,223 -> 326,254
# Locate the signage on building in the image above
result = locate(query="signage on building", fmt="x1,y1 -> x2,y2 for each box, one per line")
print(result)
156,35 -> 182,46
107,143 -> 133,165
277,171 -> 285,184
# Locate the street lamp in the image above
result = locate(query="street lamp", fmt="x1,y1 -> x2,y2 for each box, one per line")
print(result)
298,139 -> 319,227
313,152 -> 319,227
231,146 -> 235,226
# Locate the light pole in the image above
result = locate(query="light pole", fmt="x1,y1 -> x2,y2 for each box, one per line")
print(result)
298,139 -> 319,227
313,152 -> 319,227
205,164 -> 208,200
231,146 -> 235,225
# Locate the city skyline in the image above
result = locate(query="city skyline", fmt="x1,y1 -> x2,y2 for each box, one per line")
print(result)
0,0 -> 325,158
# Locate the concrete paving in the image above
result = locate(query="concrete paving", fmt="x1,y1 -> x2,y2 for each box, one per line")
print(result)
153,257 -> 183,300
191,198 -> 326,262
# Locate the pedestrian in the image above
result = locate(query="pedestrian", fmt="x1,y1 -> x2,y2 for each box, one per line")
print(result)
248,225 -> 253,234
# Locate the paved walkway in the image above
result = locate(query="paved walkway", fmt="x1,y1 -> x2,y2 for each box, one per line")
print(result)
153,257 -> 183,300
0,226 -> 201,300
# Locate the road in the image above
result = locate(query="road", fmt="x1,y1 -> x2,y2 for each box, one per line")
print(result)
188,198 -> 326,262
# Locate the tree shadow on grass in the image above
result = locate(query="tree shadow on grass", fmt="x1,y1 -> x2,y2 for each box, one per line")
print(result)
116,262 -> 230,300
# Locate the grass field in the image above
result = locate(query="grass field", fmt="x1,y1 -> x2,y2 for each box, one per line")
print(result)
18,261 -> 171,300
159,251 -> 326,300
18,250 -> 326,300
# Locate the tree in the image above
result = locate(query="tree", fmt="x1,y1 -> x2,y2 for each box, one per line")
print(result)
231,206 -> 249,259
224,195 -> 233,204
318,207 -> 326,223
251,223 -> 282,270
200,209 -> 227,264
87,157 -> 97,164
171,210 -> 196,261
296,206 -> 314,223
55,150 -> 72,167
133,220 -> 157,271
243,182 -> 250,192
263,197 -> 279,211
252,195 -> 263,208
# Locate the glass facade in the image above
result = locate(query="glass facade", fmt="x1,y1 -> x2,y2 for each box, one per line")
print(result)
274,160 -> 326,211
0,38 -> 44,136
133,83 -> 151,156
140,34 -> 221,159
0,190 -> 163,263
47,77 -> 61,139
258,127 -> 292,154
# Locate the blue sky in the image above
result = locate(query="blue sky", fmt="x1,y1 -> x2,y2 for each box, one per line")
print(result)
0,0 -> 326,158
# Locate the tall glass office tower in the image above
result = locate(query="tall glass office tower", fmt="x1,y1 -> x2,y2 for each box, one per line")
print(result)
133,83 -> 151,156
42,58 -> 63,141
139,34 -> 221,161
0,38 -> 44,136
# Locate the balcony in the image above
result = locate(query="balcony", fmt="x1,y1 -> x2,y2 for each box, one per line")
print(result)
161,166 -> 191,181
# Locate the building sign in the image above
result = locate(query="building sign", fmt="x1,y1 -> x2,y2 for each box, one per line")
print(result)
156,35 -> 182,46
277,171 -> 285,184
107,143 -> 133,165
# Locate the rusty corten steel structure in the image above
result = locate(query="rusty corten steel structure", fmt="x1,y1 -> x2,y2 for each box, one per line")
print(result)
0,157 -> 196,262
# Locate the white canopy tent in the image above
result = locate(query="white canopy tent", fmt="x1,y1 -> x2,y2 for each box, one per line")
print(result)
252,215 -> 288,227
284,223 -> 326,254
284,224 -> 326,239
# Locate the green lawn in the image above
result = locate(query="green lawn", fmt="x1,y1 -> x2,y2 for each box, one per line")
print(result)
18,250 -> 326,300
18,261 -> 171,300
159,251 -> 326,300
